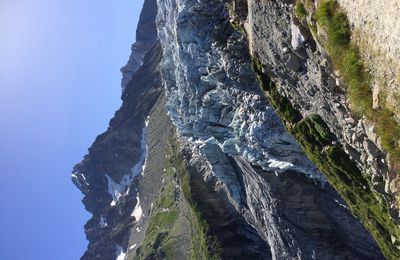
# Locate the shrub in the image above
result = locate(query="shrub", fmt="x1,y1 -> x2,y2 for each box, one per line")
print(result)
315,0 -> 336,25
329,12 -> 351,46
295,1 -> 307,20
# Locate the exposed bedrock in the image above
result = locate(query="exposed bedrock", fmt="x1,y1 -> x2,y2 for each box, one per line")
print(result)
72,42 -> 163,259
245,0 -> 391,203
121,0 -> 158,91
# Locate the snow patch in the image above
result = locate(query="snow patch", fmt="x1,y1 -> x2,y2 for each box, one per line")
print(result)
131,195 -> 143,221
267,158 -> 293,170
132,118 -> 149,178
115,245 -> 126,260
335,199 -> 349,209
106,118 -> 149,206
71,171 -> 89,188
291,20 -> 306,50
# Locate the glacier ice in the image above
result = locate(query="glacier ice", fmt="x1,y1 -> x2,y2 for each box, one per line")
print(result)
156,0 -> 325,188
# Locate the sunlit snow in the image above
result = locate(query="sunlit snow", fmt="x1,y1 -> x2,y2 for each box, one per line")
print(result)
131,195 -> 143,221
116,245 -> 126,260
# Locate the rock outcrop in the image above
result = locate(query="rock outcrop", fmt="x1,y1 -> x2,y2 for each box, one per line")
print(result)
72,41 -> 162,260
120,0 -> 158,91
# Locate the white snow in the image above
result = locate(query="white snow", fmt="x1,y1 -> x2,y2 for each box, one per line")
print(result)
131,195 -> 143,221
291,20 -> 306,50
106,175 -> 124,206
72,171 -> 89,187
138,117 -> 150,177
335,199 -> 349,209
129,244 -> 137,250
267,158 -> 294,170
131,118 -> 149,178
115,245 -> 126,260
106,118 -> 150,206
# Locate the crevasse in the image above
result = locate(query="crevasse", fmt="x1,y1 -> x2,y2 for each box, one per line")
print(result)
156,0 -> 326,196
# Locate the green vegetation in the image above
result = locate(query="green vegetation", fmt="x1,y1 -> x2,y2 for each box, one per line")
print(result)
136,153 -> 179,259
225,0 -> 247,35
315,0 -> 368,115
292,116 -> 400,259
227,1 -> 400,257
374,108 -> 400,162
252,58 -> 302,125
251,55 -> 400,259
168,137 -> 221,260
304,0 -> 314,10
294,1 -> 307,20
230,20 -> 246,35
313,0 -> 400,170
136,136 -> 221,260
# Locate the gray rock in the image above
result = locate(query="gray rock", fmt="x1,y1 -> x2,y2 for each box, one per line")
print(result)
364,139 -> 381,157
285,52 -> 301,71
72,42 -> 164,259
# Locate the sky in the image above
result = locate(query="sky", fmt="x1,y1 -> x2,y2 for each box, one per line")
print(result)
0,0 -> 144,259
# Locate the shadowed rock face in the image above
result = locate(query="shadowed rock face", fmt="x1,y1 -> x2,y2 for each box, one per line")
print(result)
181,143 -> 383,259
121,0 -> 158,91
72,42 -> 163,260
72,0 -> 386,259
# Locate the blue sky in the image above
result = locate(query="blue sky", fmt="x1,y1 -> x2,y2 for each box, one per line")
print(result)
0,0 -> 144,259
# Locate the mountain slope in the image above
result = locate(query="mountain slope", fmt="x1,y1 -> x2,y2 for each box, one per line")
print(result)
72,0 -> 400,259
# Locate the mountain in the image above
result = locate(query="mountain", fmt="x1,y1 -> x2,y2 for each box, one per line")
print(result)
73,0 -> 400,259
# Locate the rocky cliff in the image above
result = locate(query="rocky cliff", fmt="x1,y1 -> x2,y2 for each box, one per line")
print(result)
73,0 -> 400,259
120,0 -> 158,91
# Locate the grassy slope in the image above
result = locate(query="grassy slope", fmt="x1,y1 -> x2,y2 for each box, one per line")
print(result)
135,136 -> 221,260
252,54 -> 400,258
299,0 -> 400,174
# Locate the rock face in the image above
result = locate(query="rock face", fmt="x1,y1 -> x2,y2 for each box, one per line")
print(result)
245,0 -> 389,184
120,0 -> 158,91
72,41 -> 163,260
72,0 -> 393,259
